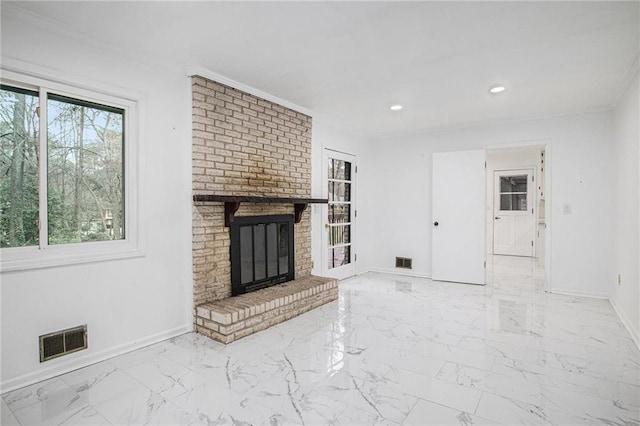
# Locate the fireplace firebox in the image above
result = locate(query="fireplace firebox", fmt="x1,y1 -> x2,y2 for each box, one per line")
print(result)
230,215 -> 295,296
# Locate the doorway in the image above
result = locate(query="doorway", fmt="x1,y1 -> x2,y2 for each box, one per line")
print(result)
485,145 -> 549,290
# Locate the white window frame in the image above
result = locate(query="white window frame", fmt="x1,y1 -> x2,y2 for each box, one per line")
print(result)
0,69 -> 143,271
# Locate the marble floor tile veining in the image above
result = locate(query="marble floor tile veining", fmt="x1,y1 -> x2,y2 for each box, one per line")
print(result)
2,255 -> 640,425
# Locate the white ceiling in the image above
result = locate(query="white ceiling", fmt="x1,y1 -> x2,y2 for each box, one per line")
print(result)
4,1 -> 639,138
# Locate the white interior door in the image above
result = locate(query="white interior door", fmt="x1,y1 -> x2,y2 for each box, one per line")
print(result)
432,150 -> 486,285
322,150 -> 356,280
493,169 -> 535,256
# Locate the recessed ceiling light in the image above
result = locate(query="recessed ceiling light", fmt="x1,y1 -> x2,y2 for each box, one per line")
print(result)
390,105 -> 403,111
489,85 -> 506,94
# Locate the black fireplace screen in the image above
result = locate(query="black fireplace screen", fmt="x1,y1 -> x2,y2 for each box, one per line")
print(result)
230,215 -> 295,296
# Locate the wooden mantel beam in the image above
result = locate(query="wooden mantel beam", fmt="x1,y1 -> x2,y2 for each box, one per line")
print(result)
193,194 -> 328,227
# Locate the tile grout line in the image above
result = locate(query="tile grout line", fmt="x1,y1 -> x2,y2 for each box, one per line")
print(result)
473,391 -> 484,415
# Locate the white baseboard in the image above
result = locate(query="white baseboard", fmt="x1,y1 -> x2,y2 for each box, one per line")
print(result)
0,325 -> 191,393
609,298 -> 640,351
354,267 -> 378,278
549,287 -> 609,299
365,267 -> 432,280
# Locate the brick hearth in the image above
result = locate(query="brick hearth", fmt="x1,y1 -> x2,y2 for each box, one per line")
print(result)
195,276 -> 338,343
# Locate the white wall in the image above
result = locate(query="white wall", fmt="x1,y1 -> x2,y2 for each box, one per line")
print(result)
365,111 -> 615,297
611,69 -> 640,346
1,9 -> 193,390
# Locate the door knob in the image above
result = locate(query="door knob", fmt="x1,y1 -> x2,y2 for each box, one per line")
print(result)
434,221 -> 439,226
494,217 -> 501,220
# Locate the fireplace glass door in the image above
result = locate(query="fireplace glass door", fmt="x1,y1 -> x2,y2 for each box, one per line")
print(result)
231,215 -> 294,296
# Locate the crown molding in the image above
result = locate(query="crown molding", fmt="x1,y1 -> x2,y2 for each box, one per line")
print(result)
187,66 -> 314,118
611,52 -> 640,109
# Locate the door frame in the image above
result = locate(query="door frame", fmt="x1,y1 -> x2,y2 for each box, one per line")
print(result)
492,168 -> 536,257
321,149 -> 357,280
485,140 -> 552,293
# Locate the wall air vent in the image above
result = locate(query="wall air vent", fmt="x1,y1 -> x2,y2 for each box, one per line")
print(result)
39,325 -> 87,362
395,257 -> 413,269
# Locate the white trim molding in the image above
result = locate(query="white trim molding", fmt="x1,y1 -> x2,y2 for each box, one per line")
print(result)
364,267 -> 432,280
550,288 -> 610,299
0,326 -> 191,394
609,298 -> 640,351
611,51 -> 640,109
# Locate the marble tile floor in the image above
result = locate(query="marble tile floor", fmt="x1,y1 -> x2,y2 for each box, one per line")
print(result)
2,255 -> 639,425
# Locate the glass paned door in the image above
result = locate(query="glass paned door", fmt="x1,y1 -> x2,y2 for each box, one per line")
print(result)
493,169 -> 535,257
328,157 -> 352,269
324,150 -> 356,279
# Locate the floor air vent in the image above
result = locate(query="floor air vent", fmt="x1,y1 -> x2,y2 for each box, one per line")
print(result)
395,257 -> 413,269
39,325 -> 87,362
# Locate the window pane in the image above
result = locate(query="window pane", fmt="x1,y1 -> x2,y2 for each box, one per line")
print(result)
500,194 -> 527,211
0,86 -> 40,247
332,160 -> 351,181
329,204 -> 350,223
339,246 -> 350,266
330,182 -> 351,202
47,95 -> 124,244
328,224 -> 350,246
344,161 -> 352,181
328,246 -> 350,269
500,175 -> 527,193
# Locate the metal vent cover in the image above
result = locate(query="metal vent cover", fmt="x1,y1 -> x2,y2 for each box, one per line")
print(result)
39,325 -> 87,362
395,257 -> 413,269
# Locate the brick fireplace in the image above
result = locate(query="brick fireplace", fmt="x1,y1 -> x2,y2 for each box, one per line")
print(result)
191,76 -> 337,343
